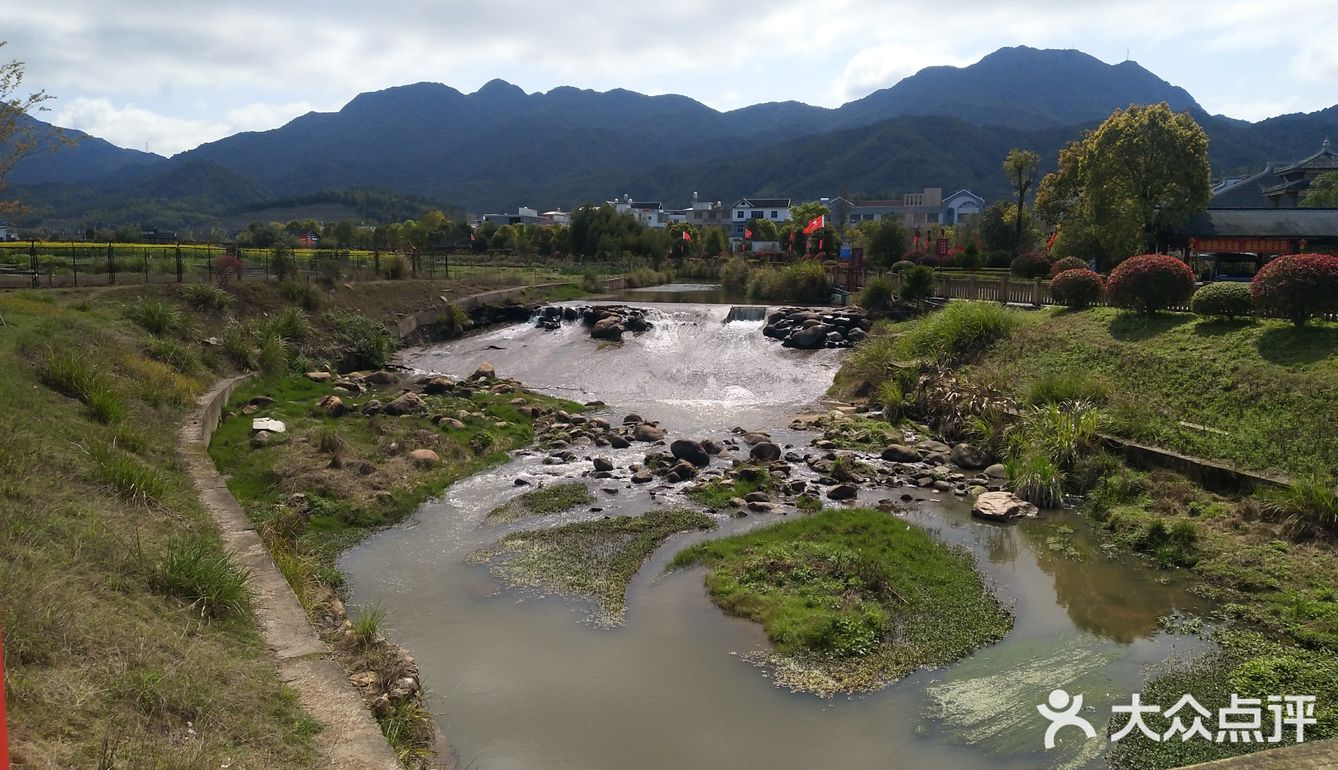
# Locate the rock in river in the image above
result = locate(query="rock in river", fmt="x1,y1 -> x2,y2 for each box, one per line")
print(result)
670,439 -> 710,467
971,491 -> 1039,522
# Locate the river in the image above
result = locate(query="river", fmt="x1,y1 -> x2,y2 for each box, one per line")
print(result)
340,291 -> 1211,770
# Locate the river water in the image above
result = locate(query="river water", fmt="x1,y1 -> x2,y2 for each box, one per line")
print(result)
340,292 -> 1211,770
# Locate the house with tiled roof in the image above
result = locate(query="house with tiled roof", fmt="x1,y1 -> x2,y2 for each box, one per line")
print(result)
730,197 -> 792,238
1209,140 -> 1338,209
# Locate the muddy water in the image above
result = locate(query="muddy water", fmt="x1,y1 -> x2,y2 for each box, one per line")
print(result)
340,296 -> 1211,770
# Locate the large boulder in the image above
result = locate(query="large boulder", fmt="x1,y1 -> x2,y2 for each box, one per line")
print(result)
364,369 -> 400,385
949,442 -> 990,470
918,439 -> 952,455
314,395 -> 346,418
384,392 -> 428,416
591,316 -> 625,341
826,484 -> 859,501
409,449 -> 441,468
984,463 -> 1007,479
472,362 -> 497,381
971,491 -> 1039,522
749,442 -> 783,463
880,444 -> 920,463
592,457 -> 615,472
421,376 -> 454,395
670,439 -> 710,467
789,324 -> 833,349
632,423 -> 667,442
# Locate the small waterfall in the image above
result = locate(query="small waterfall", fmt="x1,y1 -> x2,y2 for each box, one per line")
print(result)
724,305 -> 768,323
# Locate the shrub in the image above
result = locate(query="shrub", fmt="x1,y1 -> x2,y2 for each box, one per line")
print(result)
858,276 -> 895,311
898,301 -> 1020,363
1250,253 -> 1338,327
580,269 -> 602,293
1049,256 -> 1088,277
214,254 -> 244,285
747,261 -> 830,303
899,265 -> 936,303
1258,475 -> 1338,540
323,311 -> 395,371
903,250 -> 928,264
152,538 -> 251,619
1106,253 -> 1195,313
180,283 -> 233,312
1049,268 -> 1105,309
985,250 -> 1012,269
1190,281 -> 1253,321
889,260 -> 915,274
1026,370 -> 1113,406
1010,251 -> 1053,278
126,297 -> 183,336
720,257 -> 751,293
878,380 -> 905,421
954,243 -> 984,271
278,279 -> 322,310
383,254 -> 411,280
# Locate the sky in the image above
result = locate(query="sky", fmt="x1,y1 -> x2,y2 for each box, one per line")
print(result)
4,0 -> 1338,157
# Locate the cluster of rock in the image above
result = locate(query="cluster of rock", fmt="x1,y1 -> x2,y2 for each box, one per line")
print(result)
762,307 -> 872,349
534,304 -> 653,341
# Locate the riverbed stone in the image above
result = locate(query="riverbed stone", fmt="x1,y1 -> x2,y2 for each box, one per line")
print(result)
251,417 -> 286,434
592,457 -> 615,472
384,391 -> 427,416
972,491 -> 1039,521
631,470 -> 654,484
984,463 -> 1007,479
950,442 -> 990,470
315,395 -> 346,417
365,369 -> 400,385
471,362 -> 497,381
609,435 -> 631,449
422,376 -> 454,395
881,444 -> 920,463
749,442 -> 783,463
670,439 -> 710,467
633,423 -> 667,442
409,449 -> 440,468
306,371 -> 333,382
826,484 -> 859,501
918,439 -> 952,455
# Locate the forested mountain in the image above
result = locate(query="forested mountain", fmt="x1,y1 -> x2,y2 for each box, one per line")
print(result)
8,45 -> 1338,231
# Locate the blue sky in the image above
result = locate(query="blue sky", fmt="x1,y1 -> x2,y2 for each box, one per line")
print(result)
4,0 -> 1337,156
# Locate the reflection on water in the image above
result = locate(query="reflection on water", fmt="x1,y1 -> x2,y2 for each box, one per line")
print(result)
341,303 -> 1213,770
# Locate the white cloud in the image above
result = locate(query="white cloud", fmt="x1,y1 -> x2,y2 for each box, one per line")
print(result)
1290,42 -> 1338,83
833,45 -> 970,105
54,98 -> 225,155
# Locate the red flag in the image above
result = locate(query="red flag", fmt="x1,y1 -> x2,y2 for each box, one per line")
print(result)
681,230 -> 692,242
802,215 -> 825,235
818,238 -> 824,251
1046,231 -> 1058,252
744,227 -> 752,239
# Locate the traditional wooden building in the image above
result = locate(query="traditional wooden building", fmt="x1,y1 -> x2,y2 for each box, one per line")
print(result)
1209,140 -> 1338,209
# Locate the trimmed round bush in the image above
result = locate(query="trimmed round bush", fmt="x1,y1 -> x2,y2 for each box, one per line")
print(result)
1106,254 -> 1196,314
859,276 -> 896,311
1190,282 -> 1253,321
903,250 -> 929,265
986,250 -> 1012,269
1050,269 -> 1105,309
890,260 -> 915,274
1049,256 -> 1088,277
1250,253 -> 1338,327
1010,251 -> 1053,278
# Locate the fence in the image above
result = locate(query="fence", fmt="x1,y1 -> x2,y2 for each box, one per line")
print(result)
0,241 -> 643,290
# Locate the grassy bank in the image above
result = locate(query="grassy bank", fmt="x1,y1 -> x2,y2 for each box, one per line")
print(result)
670,508 -> 1012,697
832,300 -> 1338,765
0,275 -> 580,767
0,292 -> 319,767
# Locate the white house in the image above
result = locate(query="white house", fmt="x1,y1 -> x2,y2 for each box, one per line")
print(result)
608,195 -> 670,228
941,190 -> 985,225
729,197 -> 791,238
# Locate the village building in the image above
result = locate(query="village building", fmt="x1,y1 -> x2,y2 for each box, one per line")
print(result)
729,197 -> 791,238
608,195 -> 670,228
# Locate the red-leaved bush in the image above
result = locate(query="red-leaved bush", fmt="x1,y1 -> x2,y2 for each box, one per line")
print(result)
1050,269 -> 1105,309
903,250 -> 929,264
214,254 -> 245,285
1106,254 -> 1195,313
1049,256 -> 1088,277
1010,251 -> 1053,278
1250,253 -> 1338,327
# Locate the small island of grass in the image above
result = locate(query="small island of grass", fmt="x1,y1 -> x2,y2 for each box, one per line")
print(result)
471,508 -> 715,625
487,481 -> 595,521
671,508 -> 1013,697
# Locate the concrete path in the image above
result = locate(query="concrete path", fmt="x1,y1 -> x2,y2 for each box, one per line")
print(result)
1179,739 -> 1338,768
180,375 -> 402,770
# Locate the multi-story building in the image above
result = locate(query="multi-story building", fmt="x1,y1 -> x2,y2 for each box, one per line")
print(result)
729,197 -> 791,238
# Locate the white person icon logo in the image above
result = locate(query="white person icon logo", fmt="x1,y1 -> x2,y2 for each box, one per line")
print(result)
1038,689 -> 1098,749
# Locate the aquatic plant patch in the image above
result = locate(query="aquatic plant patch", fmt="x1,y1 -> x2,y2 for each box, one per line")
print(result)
471,508 -> 715,625
487,481 -> 595,521
671,508 -> 1013,697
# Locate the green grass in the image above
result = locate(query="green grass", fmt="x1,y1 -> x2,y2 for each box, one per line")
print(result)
0,292 -> 320,767
487,481 -> 595,520
685,466 -> 775,508
351,605 -> 387,648
151,537 -> 253,619
670,508 -> 1013,696
1108,629 -> 1338,769
472,508 -> 715,625
125,296 -> 185,336
969,306 -> 1338,478
894,301 -> 1023,364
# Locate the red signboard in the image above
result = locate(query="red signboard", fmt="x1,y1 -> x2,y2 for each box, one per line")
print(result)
1192,238 -> 1292,254
935,238 -> 949,257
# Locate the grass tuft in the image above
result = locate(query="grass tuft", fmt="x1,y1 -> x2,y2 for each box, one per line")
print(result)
151,538 -> 251,619
487,481 -> 595,520
90,443 -> 168,502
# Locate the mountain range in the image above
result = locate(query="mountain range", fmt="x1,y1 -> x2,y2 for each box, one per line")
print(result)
8,46 -> 1338,232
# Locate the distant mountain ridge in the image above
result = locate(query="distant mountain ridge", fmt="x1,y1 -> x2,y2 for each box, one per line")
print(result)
8,46 -> 1338,229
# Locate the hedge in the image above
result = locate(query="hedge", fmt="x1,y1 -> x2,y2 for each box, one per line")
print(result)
1106,254 -> 1196,313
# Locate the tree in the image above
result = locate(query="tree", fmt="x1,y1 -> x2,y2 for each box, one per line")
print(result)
1,42 -> 58,212
1035,103 -> 1210,268
979,200 -> 1038,255
702,227 -> 728,256
747,218 -> 778,242
1302,172 -> 1338,208
863,217 -> 910,268
789,201 -> 830,229
1003,149 -> 1040,259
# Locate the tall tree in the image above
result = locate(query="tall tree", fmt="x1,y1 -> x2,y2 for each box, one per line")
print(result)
1002,149 -> 1040,259
1302,171 -> 1338,208
1,42 -> 58,213
860,217 -> 910,268
1036,103 -> 1210,267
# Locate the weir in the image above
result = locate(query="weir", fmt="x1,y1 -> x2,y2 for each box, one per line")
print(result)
724,305 -> 768,322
